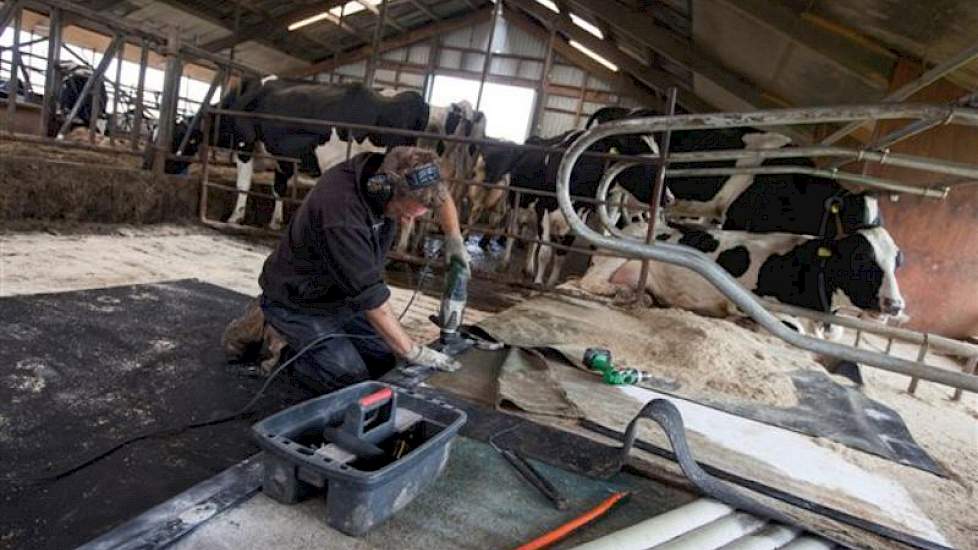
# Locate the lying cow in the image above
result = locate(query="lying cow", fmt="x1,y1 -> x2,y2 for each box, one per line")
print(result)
591,107 -> 881,238
577,222 -> 906,320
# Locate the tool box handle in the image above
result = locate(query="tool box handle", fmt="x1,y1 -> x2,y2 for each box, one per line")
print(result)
341,385 -> 397,442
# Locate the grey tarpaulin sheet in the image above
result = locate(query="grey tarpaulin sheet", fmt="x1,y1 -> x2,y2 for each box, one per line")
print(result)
472,295 -> 942,476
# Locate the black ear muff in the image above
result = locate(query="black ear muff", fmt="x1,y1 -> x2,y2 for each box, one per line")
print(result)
366,174 -> 393,203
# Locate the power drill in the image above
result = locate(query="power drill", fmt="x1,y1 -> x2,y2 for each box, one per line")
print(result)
436,256 -> 469,354
583,348 -> 651,386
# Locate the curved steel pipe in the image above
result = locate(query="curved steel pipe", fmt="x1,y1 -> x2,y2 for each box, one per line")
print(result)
556,106 -> 978,394
596,161 -> 646,241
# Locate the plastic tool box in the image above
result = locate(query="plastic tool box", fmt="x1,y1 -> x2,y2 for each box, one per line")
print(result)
252,381 -> 466,535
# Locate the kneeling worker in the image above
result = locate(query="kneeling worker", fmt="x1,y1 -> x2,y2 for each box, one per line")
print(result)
257,146 -> 469,392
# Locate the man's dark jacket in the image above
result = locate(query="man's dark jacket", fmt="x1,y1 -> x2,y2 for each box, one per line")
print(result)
259,152 -> 395,313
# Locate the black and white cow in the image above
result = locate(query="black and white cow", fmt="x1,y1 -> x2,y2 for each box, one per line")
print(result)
51,62 -> 108,137
591,107 -> 882,238
168,77 -> 484,232
578,221 -> 906,321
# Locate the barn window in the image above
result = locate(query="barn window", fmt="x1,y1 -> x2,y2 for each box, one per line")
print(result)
427,74 -> 536,144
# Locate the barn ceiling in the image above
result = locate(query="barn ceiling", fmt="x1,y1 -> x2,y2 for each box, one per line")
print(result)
67,0 -> 978,114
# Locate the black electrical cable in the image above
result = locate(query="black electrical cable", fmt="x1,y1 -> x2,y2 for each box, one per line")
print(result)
6,251 -> 443,486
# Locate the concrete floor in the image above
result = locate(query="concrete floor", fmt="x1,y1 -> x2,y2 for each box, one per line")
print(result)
171,438 -> 694,550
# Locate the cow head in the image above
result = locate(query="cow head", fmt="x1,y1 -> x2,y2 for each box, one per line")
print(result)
160,119 -> 200,174
828,227 -> 906,316
434,101 -> 485,180
838,193 -> 883,231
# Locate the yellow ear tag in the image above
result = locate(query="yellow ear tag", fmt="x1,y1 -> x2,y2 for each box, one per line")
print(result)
830,203 -> 841,214
817,247 -> 833,258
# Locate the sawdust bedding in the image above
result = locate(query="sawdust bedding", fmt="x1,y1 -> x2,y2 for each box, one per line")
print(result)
477,294 -> 828,408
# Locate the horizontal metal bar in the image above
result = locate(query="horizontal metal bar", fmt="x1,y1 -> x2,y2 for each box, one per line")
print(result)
763,301 -> 978,359
209,108 -> 664,166
668,146 -> 978,181
0,132 -> 144,158
665,166 -> 948,198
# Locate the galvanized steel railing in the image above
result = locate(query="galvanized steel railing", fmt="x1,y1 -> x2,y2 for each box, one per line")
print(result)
557,103 -> 978,394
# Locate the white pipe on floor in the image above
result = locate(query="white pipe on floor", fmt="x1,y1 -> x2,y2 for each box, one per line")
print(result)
777,535 -> 835,550
572,499 -> 733,550
651,512 -> 768,550
716,523 -> 801,550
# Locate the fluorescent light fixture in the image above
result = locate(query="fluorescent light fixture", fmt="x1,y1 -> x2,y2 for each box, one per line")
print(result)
569,40 -> 618,72
289,0 -> 380,31
569,13 -> 603,38
534,0 -> 560,14
289,12 -> 331,31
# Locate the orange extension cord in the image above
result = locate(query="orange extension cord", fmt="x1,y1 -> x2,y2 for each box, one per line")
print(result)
515,491 -> 630,550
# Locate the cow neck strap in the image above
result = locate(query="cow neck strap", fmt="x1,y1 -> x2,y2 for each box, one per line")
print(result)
815,242 -> 834,313
819,193 -> 848,239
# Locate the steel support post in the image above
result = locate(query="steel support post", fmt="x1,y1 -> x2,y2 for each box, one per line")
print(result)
39,6 -> 63,137
530,28 -> 556,135
635,87 -> 677,296
365,0 -> 387,88
5,4 -> 22,134
154,28 -> 182,174
109,37 -> 124,146
475,0 -> 502,111
0,0 -> 23,35
131,40 -> 148,150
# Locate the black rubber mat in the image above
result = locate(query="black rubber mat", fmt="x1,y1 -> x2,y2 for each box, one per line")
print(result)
0,280 -> 314,550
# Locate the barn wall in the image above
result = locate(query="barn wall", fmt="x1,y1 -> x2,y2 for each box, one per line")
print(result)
324,16 -> 638,139
865,61 -> 978,339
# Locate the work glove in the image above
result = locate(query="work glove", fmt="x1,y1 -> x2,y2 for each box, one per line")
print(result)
406,344 -> 462,372
443,234 -> 471,275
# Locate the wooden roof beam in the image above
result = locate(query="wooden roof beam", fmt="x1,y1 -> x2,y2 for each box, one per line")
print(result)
355,0 -> 407,32
201,1 -> 348,53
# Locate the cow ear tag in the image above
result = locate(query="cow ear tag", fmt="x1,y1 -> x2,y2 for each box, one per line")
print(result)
817,247 -> 833,258
830,203 -> 841,214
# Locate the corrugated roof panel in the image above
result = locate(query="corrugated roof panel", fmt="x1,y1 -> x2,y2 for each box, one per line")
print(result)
124,0 -> 229,45
232,41 -> 308,74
